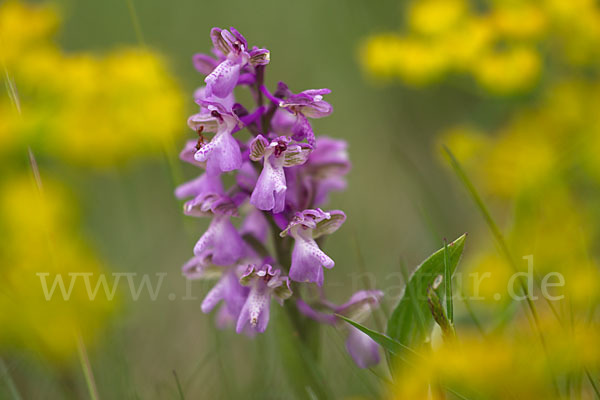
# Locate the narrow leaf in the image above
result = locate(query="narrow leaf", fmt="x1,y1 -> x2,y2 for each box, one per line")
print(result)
386,234 -> 466,351
336,314 -> 420,363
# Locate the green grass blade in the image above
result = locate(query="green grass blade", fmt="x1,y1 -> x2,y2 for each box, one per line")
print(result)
585,368 -> 600,399
77,335 -> 100,400
0,358 -> 22,400
172,370 -> 185,400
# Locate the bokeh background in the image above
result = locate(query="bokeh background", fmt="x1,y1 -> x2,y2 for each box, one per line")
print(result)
2,0 -> 600,398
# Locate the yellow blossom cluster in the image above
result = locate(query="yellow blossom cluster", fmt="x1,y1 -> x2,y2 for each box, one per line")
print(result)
360,0 -> 600,94
0,1 -> 184,362
0,175 -> 115,361
0,0 -> 184,167
389,319 -> 600,399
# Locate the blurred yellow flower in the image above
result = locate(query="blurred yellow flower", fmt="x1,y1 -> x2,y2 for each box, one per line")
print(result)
0,0 -> 185,362
360,35 -> 448,85
0,0 -> 184,167
472,46 -> 541,94
0,174 -> 115,362
408,0 -> 466,36
388,322 -> 600,400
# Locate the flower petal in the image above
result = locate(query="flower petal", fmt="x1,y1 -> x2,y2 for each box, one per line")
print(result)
345,326 -> 380,369
205,59 -> 241,98
289,236 -> 334,286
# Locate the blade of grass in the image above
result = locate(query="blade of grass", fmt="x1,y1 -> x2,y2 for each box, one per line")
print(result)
585,368 -> 600,399
125,0 -> 146,46
443,147 -> 543,327
443,145 -> 560,394
0,358 -> 22,400
172,370 -> 185,400
76,335 -> 100,400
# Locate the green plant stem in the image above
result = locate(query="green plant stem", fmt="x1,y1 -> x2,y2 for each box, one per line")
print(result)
0,358 -> 22,400
172,370 -> 185,400
443,146 -> 560,394
585,368 -> 600,399
76,335 -> 100,400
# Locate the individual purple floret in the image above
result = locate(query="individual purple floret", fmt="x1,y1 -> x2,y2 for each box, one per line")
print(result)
297,290 -> 383,368
249,135 -> 312,213
204,27 -> 269,99
236,264 -> 292,333
264,83 -> 332,147
188,101 -> 242,173
280,209 -> 346,286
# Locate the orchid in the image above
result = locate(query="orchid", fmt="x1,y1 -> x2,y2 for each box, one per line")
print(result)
280,208 -> 346,286
236,264 -> 292,333
264,83 -> 332,147
187,101 -> 243,173
176,27 -> 380,372
249,135 -> 311,213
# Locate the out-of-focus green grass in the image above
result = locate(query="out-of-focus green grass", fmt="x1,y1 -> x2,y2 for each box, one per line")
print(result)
2,0 -> 489,398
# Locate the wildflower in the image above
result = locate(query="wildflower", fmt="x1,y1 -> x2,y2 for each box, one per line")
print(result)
188,101 -> 243,173
265,83 -> 332,147
236,264 -> 292,333
204,27 -> 269,99
178,27 -> 355,345
249,134 -> 312,213
280,209 -> 346,286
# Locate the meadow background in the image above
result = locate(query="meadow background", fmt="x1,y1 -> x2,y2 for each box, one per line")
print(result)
2,0 -> 599,399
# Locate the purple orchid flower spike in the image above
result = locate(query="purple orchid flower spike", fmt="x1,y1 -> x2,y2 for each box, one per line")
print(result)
205,27 -> 270,99
236,264 -> 292,333
280,209 -> 346,286
297,290 -> 383,368
188,101 -> 243,173
248,135 -> 311,213
268,83 -> 332,147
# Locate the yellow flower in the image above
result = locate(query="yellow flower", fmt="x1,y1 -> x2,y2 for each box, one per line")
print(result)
388,332 -> 554,399
472,45 -> 541,94
0,1 -> 185,167
408,0 -> 467,36
0,0 -> 59,64
0,175 -> 115,362
360,35 -> 448,85
491,3 -> 548,40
